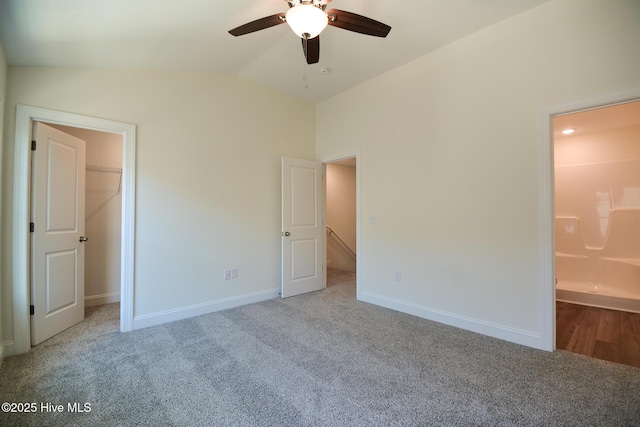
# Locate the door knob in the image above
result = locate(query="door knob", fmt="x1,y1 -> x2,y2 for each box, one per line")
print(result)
284,232 -> 291,236
79,236 -> 88,242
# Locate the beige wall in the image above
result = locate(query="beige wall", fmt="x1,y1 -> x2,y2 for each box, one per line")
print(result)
50,124 -> 123,306
2,69 -> 315,346
326,163 -> 356,272
316,0 -> 640,348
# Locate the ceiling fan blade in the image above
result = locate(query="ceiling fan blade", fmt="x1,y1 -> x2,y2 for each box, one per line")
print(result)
302,36 -> 320,64
228,13 -> 286,36
326,9 -> 391,38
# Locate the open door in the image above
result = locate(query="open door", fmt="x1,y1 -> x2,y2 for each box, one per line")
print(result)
281,157 -> 324,298
31,122 -> 86,345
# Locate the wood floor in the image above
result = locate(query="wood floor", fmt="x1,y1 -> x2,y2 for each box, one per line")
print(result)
556,301 -> 640,368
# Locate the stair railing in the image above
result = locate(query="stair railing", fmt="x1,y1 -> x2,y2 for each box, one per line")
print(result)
326,226 -> 356,259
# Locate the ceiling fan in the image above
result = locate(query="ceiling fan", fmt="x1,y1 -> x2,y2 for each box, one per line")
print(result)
228,0 -> 391,64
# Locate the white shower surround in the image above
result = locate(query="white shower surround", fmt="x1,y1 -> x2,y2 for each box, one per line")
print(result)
555,120 -> 640,313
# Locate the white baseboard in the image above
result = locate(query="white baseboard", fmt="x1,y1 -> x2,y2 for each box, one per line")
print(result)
133,288 -> 280,330
358,291 -> 542,350
85,292 -> 121,307
1,340 -> 15,360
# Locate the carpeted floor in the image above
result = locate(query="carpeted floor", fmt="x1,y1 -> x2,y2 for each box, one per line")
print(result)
1,269 -> 639,426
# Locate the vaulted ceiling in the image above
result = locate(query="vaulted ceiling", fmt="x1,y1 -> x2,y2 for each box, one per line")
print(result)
0,0 -> 550,102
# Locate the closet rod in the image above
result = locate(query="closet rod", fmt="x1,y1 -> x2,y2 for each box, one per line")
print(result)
86,164 -> 122,173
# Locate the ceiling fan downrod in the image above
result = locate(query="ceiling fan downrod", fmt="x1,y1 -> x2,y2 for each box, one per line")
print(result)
286,0 -> 330,11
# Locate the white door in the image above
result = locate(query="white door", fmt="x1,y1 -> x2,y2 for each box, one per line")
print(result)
281,157 -> 324,298
31,122 -> 86,345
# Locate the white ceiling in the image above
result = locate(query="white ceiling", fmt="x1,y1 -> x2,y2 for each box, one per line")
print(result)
0,0 -> 551,103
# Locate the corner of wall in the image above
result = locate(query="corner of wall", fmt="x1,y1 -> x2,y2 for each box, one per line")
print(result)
0,40 -> 7,363
0,339 -> 14,362
359,291 -> 543,350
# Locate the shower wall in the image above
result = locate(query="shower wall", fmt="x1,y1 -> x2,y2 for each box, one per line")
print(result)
555,123 -> 640,312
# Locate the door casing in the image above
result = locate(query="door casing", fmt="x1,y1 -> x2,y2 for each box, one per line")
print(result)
538,86 -> 640,352
11,105 -> 136,355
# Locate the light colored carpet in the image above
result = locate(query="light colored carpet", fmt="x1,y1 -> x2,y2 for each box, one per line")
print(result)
1,269 -> 639,426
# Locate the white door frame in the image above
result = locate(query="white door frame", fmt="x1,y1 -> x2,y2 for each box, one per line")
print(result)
321,152 -> 361,298
12,105 -> 136,354
538,86 -> 640,352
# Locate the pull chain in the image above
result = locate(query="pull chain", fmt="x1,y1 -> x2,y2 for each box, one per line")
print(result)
302,35 -> 309,89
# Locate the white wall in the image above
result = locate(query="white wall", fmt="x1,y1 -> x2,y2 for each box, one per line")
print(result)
50,124 -> 123,306
316,0 -> 640,349
326,163 -> 356,272
2,69 -> 315,346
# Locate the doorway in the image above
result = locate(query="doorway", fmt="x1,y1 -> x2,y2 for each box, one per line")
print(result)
11,105 -> 136,355
539,87 -> 640,352
325,157 -> 358,291
552,100 -> 640,367
49,124 -> 122,307
47,124 -> 124,305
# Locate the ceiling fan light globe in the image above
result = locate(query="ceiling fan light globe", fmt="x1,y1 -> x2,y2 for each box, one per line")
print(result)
285,4 -> 328,39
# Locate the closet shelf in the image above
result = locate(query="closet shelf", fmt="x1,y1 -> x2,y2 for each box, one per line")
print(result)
86,164 -> 122,173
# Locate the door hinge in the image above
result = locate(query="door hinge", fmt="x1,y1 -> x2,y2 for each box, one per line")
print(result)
30,222 -> 35,233
31,140 -> 36,151
30,305 -> 35,316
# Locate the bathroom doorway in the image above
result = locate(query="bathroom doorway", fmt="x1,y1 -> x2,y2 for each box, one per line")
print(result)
553,100 -> 640,367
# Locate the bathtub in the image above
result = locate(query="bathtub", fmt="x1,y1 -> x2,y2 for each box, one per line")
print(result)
555,210 -> 640,313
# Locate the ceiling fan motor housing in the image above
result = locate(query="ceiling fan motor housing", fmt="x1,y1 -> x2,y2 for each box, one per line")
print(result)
285,3 -> 329,39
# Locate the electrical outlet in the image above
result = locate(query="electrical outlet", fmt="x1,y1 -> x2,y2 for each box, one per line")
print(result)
395,271 -> 402,281
224,269 -> 231,280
